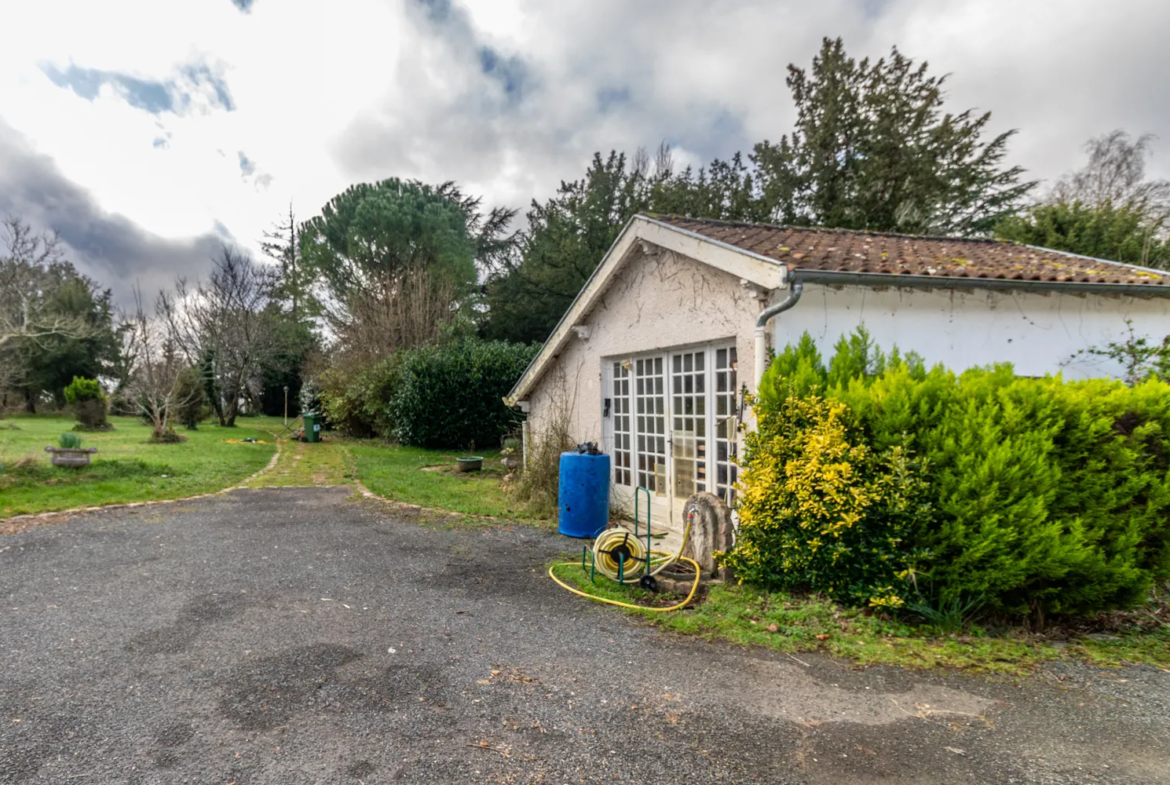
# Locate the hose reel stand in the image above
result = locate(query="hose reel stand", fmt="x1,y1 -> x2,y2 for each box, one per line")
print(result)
549,486 -> 702,613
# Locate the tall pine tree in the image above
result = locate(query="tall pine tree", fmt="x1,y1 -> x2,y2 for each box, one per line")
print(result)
753,37 -> 1034,235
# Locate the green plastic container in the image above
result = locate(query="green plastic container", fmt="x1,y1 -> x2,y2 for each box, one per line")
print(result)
303,413 -> 321,443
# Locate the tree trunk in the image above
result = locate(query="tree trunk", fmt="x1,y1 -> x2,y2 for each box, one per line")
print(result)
23,388 -> 36,414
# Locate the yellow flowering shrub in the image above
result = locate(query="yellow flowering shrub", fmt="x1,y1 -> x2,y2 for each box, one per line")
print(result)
721,391 -> 929,608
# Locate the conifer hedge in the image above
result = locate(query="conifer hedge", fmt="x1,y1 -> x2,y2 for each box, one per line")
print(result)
389,339 -> 539,449
724,331 -> 1170,621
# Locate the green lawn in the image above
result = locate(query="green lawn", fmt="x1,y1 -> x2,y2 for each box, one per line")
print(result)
551,562 -> 1170,675
349,443 -> 544,521
0,415 -> 277,517
0,413 -> 545,522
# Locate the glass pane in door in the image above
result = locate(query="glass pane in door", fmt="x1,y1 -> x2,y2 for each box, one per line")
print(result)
671,349 -> 707,499
634,357 -> 666,494
714,346 -> 738,504
611,361 -> 632,486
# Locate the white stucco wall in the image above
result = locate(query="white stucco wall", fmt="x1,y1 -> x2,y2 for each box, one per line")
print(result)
525,245 -> 761,449
775,284 -> 1170,379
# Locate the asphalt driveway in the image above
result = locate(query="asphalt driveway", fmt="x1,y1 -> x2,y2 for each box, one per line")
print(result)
1,487 -> 1168,784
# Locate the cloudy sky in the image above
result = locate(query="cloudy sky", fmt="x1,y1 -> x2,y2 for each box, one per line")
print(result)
2,0 -> 1168,304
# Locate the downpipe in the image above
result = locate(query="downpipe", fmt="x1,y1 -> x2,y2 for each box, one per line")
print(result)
753,279 -> 804,387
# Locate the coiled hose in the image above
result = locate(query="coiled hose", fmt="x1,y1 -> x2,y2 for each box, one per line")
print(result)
548,513 -> 701,612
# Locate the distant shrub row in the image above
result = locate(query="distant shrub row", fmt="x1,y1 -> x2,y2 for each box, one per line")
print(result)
317,339 -> 538,449
723,331 -> 1170,623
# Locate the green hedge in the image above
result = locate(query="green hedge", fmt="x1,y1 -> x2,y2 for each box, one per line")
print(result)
390,340 -> 538,449
726,330 -> 1170,620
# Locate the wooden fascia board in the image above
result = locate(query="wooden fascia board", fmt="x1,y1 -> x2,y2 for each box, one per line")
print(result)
637,216 -> 788,290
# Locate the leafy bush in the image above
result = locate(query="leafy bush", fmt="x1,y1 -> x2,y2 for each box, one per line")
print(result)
317,356 -> 403,438
58,432 -> 83,449
390,340 -> 539,449
732,329 -> 1170,622
63,377 -> 103,403
63,376 -> 110,431
722,391 -> 928,609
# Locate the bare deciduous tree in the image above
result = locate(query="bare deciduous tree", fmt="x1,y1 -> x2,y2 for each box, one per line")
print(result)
335,265 -> 457,366
161,245 -> 275,427
1053,131 -> 1170,222
122,288 -> 205,441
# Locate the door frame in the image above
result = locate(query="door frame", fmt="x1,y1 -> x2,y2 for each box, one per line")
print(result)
601,339 -> 740,533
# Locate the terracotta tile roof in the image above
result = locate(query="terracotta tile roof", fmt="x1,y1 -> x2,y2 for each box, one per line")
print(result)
648,215 -> 1168,287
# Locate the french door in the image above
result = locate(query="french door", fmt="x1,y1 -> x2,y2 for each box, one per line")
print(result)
605,342 -> 738,530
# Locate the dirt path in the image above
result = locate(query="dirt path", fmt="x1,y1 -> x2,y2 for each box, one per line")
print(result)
1,487 -> 1167,784
243,436 -> 354,488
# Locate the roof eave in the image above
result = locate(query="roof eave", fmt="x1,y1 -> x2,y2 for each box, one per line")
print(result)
792,269 -> 1170,296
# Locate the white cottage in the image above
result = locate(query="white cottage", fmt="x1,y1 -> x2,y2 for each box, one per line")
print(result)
505,214 -> 1170,536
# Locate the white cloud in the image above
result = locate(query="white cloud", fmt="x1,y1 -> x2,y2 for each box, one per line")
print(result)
1,0 -> 1167,303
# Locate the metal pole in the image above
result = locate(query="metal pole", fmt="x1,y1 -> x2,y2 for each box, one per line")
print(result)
283,386 -> 289,426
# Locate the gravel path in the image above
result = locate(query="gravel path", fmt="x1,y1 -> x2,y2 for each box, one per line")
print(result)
1,487 -> 1168,784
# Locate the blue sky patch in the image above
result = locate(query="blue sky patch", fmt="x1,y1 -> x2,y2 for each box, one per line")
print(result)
180,64 -> 235,111
43,63 -> 174,113
40,62 -> 234,114
238,151 -> 256,177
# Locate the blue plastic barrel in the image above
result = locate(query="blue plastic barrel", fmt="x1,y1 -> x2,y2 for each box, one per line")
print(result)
558,451 -> 611,538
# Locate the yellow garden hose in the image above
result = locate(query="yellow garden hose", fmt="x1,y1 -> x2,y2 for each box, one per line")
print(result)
548,512 -> 702,612
548,555 -> 703,612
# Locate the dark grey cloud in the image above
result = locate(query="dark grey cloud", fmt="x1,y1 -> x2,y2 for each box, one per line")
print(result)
478,47 -> 529,102
0,116 -> 224,305
334,0 -> 766,208
40,62 -> 235,114
596,87 -> 632,114
414,0 -> 456,24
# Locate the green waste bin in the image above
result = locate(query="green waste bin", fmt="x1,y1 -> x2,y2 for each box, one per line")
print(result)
303,413 -> 321,443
